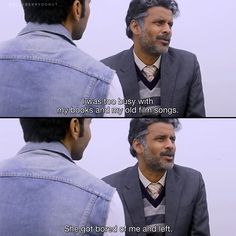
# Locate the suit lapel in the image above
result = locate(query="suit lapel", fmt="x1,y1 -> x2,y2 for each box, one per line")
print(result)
121,164 -> 183,235
117,47 -> 140,101
122,164 -> 146,234
160,49 -> 178,110
118,48 -> 179,113
165,166 -> 182,235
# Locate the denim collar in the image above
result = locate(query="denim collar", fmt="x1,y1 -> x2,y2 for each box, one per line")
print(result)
18,141 -> 75,163
18,22 -> 76,46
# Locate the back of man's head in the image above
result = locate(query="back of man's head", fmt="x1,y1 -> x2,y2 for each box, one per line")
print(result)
20,118 -> 84,142
21,0 -> 86,24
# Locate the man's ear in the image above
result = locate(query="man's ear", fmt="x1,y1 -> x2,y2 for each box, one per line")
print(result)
71,0 -> 82,21
130,19 -> 142,37
132,139 -> 144,156
69,118 -> 80,140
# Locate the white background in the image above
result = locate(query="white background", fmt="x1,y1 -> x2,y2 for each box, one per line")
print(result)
0,0 -> 236,116
0,118 -> 235,235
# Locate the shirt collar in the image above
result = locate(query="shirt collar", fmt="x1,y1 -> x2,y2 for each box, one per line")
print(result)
18,22 -> 76,46
138,167 -> 167,188
133,50 -> 161,71
18,141 -> 74,163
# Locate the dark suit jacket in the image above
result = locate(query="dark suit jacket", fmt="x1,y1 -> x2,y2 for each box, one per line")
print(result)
102,47 -> 206,117
103,164 -> 210,236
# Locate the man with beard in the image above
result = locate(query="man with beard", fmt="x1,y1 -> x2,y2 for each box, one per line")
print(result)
102,0 -> 205,117
103,118 -> 210,236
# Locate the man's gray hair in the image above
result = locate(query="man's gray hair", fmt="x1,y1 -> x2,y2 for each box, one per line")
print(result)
126,0 -> 180,39
128,118 -> 181,157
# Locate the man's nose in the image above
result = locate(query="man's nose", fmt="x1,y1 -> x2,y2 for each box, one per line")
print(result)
165,138 -> 175,149
162,23 -> 172,35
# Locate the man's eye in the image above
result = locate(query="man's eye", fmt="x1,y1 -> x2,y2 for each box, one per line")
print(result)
156,137 -> 164,141
154,21 -> 164,25
171,137 -> 176,143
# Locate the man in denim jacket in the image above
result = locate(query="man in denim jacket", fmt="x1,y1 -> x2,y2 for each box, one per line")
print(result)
0,118 -> 125,236
0,0 -> 124,117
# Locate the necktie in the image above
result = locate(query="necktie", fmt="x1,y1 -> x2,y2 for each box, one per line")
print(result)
142,65 -> 158,82
147,183 -> 163,199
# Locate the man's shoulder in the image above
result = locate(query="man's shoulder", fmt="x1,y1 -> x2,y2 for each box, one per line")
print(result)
54,162 -> 115,200
103,166 -> 135,186
167,47 -> 198,61
0,30 -> 115,83
172,164 -> 202,178
101,48 -> 132,68
101,47 -> 196,61
74,48 -> 115,81
0,155 -> 115,201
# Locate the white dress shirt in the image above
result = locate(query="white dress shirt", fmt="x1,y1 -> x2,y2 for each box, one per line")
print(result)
138,167 -> 167,188
104,190 -> 125,236
133,51 -> 161,72
104,73 -> 125,117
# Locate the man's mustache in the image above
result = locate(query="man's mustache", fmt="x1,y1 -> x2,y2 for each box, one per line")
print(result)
160,151 -> 175,157
156,36 -> 171,42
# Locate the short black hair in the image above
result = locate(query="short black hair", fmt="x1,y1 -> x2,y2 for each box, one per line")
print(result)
20,118 -> 84,142
21,0 -> 86,24
128,118 -> 181,157
126,0 -> 180,39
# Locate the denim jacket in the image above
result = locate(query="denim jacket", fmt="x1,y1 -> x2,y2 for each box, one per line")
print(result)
0,142 -> 115,236
0,23 -> 115,117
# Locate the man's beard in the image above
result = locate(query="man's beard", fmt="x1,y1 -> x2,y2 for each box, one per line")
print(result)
140,31 -> 171,56
143,147 -> 175,172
